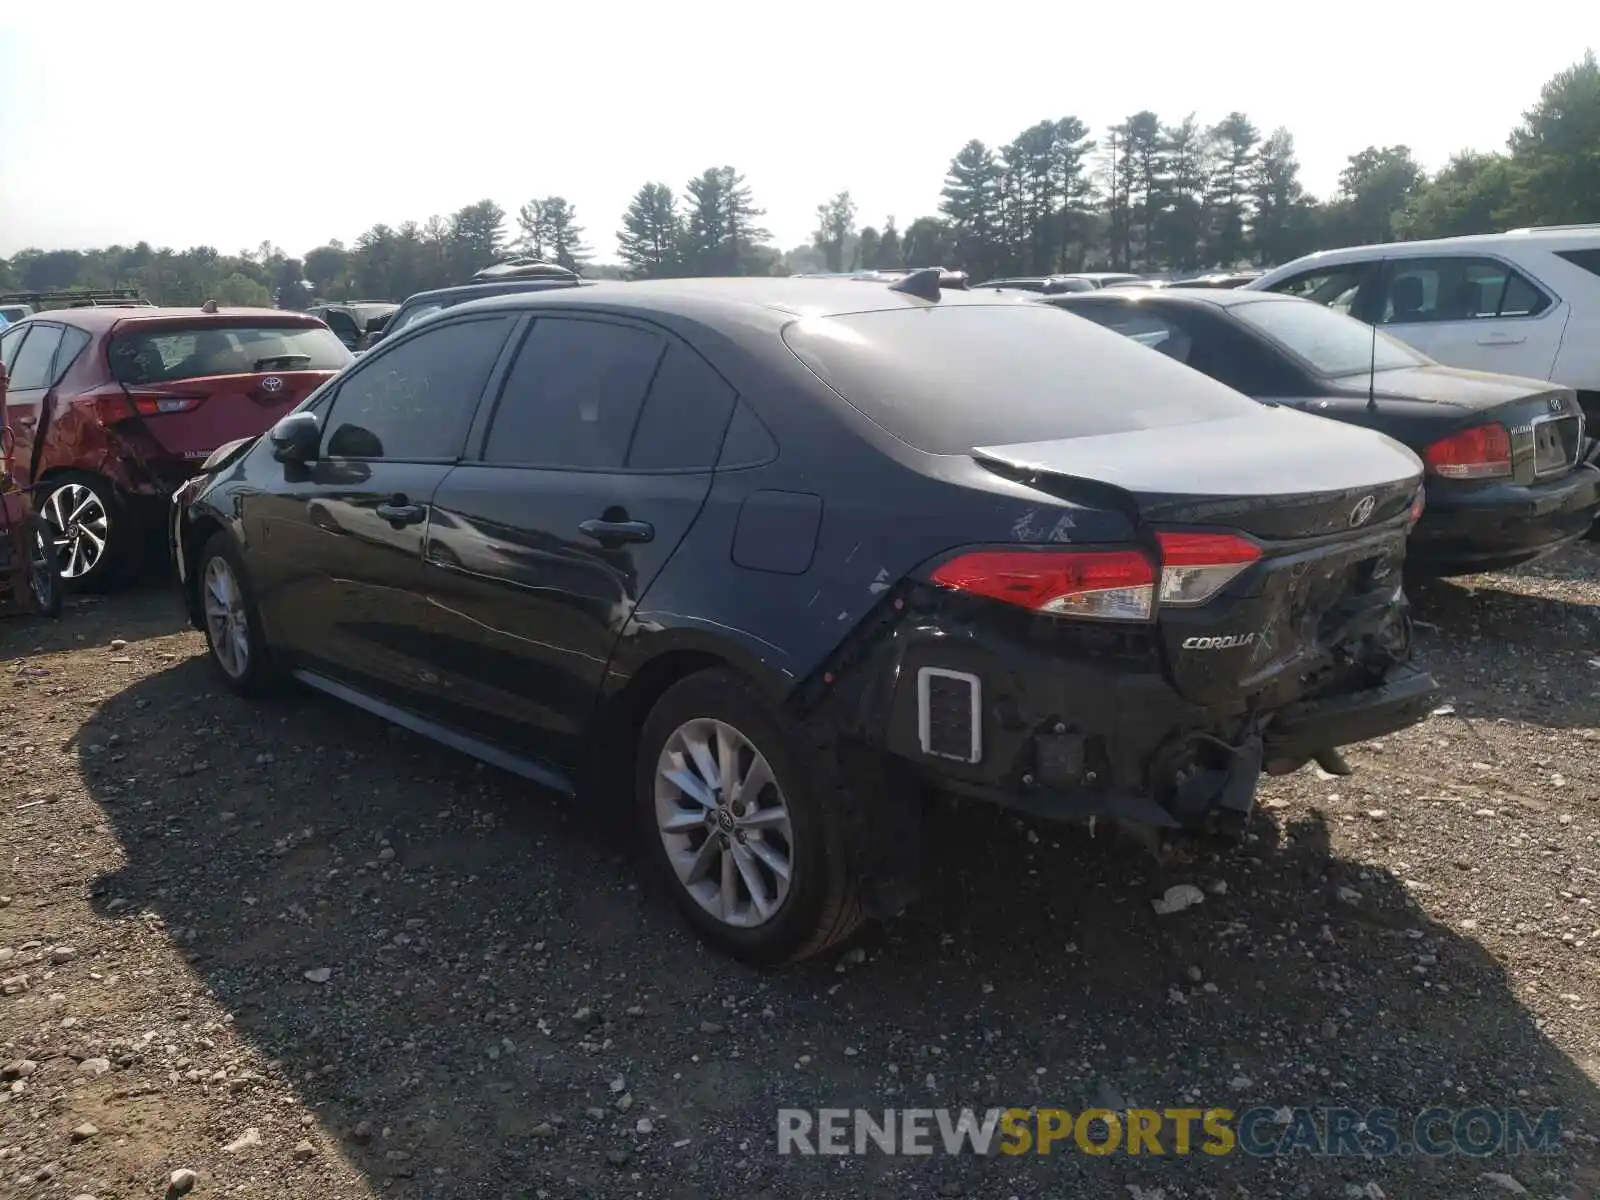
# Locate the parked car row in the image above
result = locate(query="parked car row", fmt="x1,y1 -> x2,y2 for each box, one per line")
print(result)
5,238 -> 1595,967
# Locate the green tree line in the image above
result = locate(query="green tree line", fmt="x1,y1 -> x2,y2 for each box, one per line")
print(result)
3,52 -> 1594,307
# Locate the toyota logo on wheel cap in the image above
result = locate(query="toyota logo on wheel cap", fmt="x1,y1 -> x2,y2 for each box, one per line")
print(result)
260,376 -> 284,394
1349,495 -> 1376,527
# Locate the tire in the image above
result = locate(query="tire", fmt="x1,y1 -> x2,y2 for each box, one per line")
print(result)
37,471 -> 132,593
635,668 -> 863,966
24,516 -> 62,619
196,531 -> 280,695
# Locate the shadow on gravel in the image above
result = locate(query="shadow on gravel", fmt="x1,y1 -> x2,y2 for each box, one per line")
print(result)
1409,571 -> 1600,731
82,660 -> 1599,1200
1,572 -> 191,665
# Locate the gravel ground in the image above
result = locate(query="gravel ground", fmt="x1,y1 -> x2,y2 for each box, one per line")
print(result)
2,548 -> 1599,1200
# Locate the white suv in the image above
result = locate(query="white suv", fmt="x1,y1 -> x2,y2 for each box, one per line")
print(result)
1247,227 -> 1600,436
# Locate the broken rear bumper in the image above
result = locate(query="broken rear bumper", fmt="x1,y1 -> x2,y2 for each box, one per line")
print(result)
1260,664 -> 1438,765
814,588 -> 1439,830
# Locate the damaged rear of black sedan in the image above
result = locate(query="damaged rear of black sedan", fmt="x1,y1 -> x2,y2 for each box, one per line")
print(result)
171,270 -> 1439,966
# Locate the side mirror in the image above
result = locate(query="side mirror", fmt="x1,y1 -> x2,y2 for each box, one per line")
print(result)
270,411 -> 321,464
362,328 -> 386,349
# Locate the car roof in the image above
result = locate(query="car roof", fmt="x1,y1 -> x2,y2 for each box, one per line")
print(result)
401,279 -> 594,307
1050,288 -> 1302,311
41,306 -> 329,332
445,276 -> 1035,326
1264,225 -> 1600,271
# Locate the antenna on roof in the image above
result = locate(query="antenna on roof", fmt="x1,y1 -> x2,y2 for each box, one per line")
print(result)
888,268 -> 942,301
201,299 -> 219,313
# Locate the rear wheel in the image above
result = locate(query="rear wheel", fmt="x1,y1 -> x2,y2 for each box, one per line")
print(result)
636,669 -> 862,965
197,532 -> 278,694
38,472 -> 131,592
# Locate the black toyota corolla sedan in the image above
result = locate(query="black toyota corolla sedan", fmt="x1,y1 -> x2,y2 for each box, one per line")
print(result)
1047,288 -> 1600,577
169,271 -> 1439,964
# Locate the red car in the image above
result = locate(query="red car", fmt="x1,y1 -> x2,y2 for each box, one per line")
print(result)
0,306 -> 352,589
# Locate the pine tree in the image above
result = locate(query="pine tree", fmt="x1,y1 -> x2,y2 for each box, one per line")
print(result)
617,183 -> 683,278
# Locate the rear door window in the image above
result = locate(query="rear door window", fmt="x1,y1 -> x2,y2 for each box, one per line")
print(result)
782,303 -> 1263,454
625,343 -> 738,470
1058,302 -> 1194,363
323,315 -> 515,460
1377,256 -> 1552,324
480,317 -> 666,469
8,323 -> 64,390
51,327 -> 91,382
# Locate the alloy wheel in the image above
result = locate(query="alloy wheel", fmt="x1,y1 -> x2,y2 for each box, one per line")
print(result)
654,717 -> 794,928
42,483 -> 109,580
202,556 -> 251,679
26,523 -> 57,613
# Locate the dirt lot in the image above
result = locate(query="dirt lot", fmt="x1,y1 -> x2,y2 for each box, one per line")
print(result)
2,549 -> 1599,1200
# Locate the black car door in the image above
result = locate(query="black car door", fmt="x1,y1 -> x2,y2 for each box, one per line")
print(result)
418,314 -> 737,767
250,313 -> 519,699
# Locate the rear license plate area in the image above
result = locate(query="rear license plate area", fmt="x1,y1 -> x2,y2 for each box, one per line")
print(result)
1534,415 -> 1579,476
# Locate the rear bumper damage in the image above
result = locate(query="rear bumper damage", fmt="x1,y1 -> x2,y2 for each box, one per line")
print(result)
803,581 -> 1439,835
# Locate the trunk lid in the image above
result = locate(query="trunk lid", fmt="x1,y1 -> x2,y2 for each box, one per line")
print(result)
1322,368 -> 1585,484
974,409 -> 1422,707
113,370 -> 334,464
105,316 -> 351,466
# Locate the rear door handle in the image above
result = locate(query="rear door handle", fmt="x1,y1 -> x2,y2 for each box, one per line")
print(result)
1476,333 -> 1526,346
579,518 -> 654,545
376,501 -> 426,525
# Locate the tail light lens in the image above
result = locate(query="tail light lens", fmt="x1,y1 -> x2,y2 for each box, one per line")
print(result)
930,549 -> 1155,621
1155,531 -> 1261,607
127,393 -> 204,417
94,393 -> 204,423
1424,424 -> 1511,479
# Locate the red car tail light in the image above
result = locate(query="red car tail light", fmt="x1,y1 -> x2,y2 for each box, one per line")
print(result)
1423,424 -> 1511,480
93,393 -> 205,424
1155,531 -> 1262,607
127,393 -> 205,417
930,549 -> 1156,621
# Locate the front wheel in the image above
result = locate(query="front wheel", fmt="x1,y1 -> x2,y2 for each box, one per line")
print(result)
197,532 -> 279,694
635,668 -> 863,965
24,516 -> 62,618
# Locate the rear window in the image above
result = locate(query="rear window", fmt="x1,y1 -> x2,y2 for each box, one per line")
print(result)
1229,298 -> 1423,377
780,303 -> 1263,454
109,323 -> 353,385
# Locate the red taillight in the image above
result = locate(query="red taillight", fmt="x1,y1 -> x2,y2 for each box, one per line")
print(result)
128,393 -> 204,417
1155,530 -> 1262,607
930,549 -> 1156,621
1424,424 -> 1511,480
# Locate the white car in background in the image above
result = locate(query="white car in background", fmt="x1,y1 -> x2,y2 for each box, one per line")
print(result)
1247,226 -> 1600,442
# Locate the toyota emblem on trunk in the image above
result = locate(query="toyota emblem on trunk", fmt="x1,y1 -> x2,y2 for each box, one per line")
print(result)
261,376 -> 284,394
1349,495 -> 1376,527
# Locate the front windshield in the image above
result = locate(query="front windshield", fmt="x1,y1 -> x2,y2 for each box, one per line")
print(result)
1229,297 -> 1424,377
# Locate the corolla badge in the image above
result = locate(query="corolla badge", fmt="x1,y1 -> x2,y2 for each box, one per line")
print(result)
260,376 -> 284,394
1349,495 -> 1376,527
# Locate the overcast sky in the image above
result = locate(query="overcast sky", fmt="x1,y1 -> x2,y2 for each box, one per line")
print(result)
1,4 -> 1593,262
